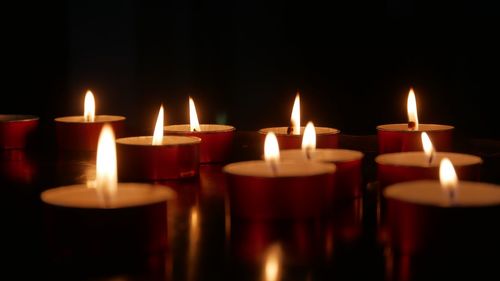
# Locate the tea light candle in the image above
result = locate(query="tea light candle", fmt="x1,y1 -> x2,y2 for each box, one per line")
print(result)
116,105 -> 201,180
224,132 -> 336,220
54,90 -> 125,151
163,97 -> 235,163
280,122 -> 363,201
0,114 -> 39,149
376,132 -> 482,187
384,159 -> 500,255
377,88 -> 453,153
258,93 -> 340,149
41,125 -> 176,257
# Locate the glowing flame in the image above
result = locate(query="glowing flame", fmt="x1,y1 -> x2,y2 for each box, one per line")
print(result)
421,132 -> 435,163
96,124 -> 117,205
264,132 -> 280,163
439,157 -> 458,194
302,121 -> 316,158
189,97 -> 201,132
290,93 -> 301,135
84,90 -> 95,122
407,88 -> 419,130
264,244 -> 282,281
152,105 -> 164,145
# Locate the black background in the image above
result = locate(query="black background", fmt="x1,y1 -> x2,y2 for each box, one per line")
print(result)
2,0 -> 500,137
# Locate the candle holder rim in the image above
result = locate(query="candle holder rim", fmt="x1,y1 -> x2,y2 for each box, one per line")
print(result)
0,114 -> 39,123
280,148 -> 364,163
163,124 -> 235,133
376,123 -> 454,132
54,115 -> 126,123
375,151 -> 483,167
116,135 -> 202,146
258,126 -> 340,136
223,160 -> 336,178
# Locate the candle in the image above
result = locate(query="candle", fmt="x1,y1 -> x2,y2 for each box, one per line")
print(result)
377,88 -> 453,153
280,122 -> 364,201
116,105 -> 201,180
376,132 -> 482,187
384,158 -> 500,255
0,114 -> 39,149
54,90 -> 125,151
163,97 -> 235,163
258,93 -> 340,149
41,125 -> 176,258
224,132 -> 336,220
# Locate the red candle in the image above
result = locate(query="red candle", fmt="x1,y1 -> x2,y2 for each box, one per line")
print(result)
41,125 -> 176,258
0,114 -> 39,149
376,132 -> 481,188
258,93 -> 340,149
384,159 -> 500,255
116,105 -> 200,180
279,122 -> 364,202
377,88 -> 453,153
224,132 -> 336,220
55,90 -> 125,151
163,97 -> 235,163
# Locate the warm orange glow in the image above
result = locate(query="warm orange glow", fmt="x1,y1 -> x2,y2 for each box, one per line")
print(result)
96,124 -> 117,205
264,132 -> 280,163
407,88 -> 419,130
439,158 -> 458,192
290,93 -> 301,135
189,97 -> 201,132
152,105 -> 164,145
421,132 -> 435,162
264,244 -> 282,281
84,90 -> 95,122
302,121 -> 316,154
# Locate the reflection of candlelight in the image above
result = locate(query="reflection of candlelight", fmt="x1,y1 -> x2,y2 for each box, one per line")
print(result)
188,206 -> 200,281
264,244 -> 282,281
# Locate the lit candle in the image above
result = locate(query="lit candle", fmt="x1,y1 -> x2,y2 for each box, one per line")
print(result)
54,90 -> 125,150
116,105 -> 201,180
376,132 -> 482,188
384,159 -> 500,255
258,92 -> 340,149
223,132 -> 336,220
41,124 -> 176,257
377,88 -> 453,153
280,122 -> 364,201
163,97 -> 235,163
0,114 -> 39,149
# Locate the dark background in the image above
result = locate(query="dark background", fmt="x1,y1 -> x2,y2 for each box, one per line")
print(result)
2,0 -> 499,138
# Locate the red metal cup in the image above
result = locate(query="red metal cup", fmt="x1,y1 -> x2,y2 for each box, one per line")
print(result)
258,127 -> 340,150
164,124 -> 235,163
54,115 -> 125,151
377,124 -> 453,154
116,136 -> 201,180
0,114 -> 39,149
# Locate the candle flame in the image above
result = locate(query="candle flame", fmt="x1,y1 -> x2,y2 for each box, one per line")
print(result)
439,158 -> 458,196
264,244 -> 282,281
84,90 -> 95,122
290,93 -> 301,135
152,105 -> 164,145
96,124 -> 117,206
421,132 -> 435,163
302,121 -> 316,158
407,88 -> 419,130
264,132 -> 280,163
189,97 -> 201,132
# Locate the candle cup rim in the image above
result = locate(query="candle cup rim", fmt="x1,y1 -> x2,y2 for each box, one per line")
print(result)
41,183 -> 176,209
258,126 -> 340,136
280,148 -> 364,163
375,151 -> 483,167
54,115 -> 126,123
376,123 -> 454,132
163,124 -> 235,133
223,160 -> 336,178
116,135 -> 201,146
0,114 -> 39,123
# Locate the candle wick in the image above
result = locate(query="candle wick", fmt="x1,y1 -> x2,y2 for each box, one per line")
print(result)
428,150 -> 435,165
270,160 -> 278,176
408,121 -> 416,130
287,126 -> 293,135
306,147 -> 312,160
193,128 -> 198,132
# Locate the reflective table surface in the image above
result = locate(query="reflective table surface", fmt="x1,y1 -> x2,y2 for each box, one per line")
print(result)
2,132 -> 499,280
